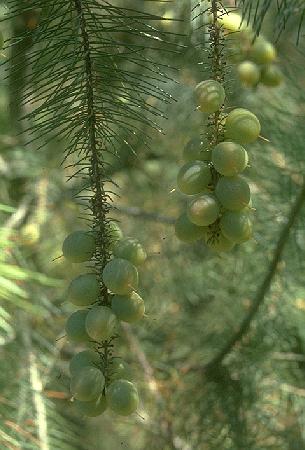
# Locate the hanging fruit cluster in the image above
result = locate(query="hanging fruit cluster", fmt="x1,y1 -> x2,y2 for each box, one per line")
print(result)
175,1 -> 260,252
63,221 -> 146,417
218,11 -> 283,89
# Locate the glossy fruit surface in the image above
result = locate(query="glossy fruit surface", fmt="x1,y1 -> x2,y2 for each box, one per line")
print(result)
205,232 -> 235,252
109,358 -> 133,382
69,350 -> 100,375
187,194 -> 220,226
195,80 -> 226,114
106,380 -> 139,416
65,310 -> 90,343
86,306 -> 117,341
74,395 -> 107,417
237,61 -> 260,87
249,37 -> 277,64
260,64 -> 283,87
220,210 -> 252,243
68,273 -> 100,307
62,231 -> 95,263
212,141 -> 248,176
102,258 -> 138,295
215,176 -> 250,211
225,108 -> 261,144
70,366 -> 105,401
174,212 -> 207,243
113,237 -> 147,267
112,292 -> 145,323
183,138 -> 211,162
177,161 -> 212,195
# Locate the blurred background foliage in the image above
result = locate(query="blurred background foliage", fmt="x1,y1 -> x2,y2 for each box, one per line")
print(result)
1,0 -> 305,449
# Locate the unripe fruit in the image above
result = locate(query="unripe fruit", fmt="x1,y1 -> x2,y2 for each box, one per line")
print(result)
220,210 -> 252,243
174,212 -> 207,243
212,142 -> 248,176
195,80 -> 226,114
225,108 -> 261,144
102,258 -> 138,295
86,306 -> 117,341
249,37 -> 277,64
112,292 -> 145,323
260,64 -> 283,87
109,358 -> 133,382
183,138 -> 211,162
106,380 -> 139,416
74,395 -> 107,417
237,61 -> 260,87
69,350 -> 100,375
215,176 -> 250,211
187,194 -> 220,226
68,274 -> 100,307
217,12 -> 245,32
113,237 -> 147,267
62,231 -> 95,263
205,232 -> 235,252
177,161 -> 212,195
70,366 -> 105,401
65,310 -> 90,343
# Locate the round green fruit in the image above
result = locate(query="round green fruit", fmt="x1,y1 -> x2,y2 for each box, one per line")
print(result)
183,138 -> 211,162
62,231 -> 95,263
109,358 -> 133,382
260,64 -> 283,87
195,80 -> 226,114
217,11 -> 245,32
69,350 -> 100,376
177,161 -> 212,195
113,237 -> 147,267
225,108 -> 261,144
112,292 -> 145,323
102,258 -> 138,295
65,310 -> 90,343
174,212 -> 207,243
68,273 -> 100,307
74,395 -> 107,417
205,232 -> 235,252
86,306 -> 117,341
212,141 -> 248,176
220,210 -> 253,243
187,194 -> 220,226
70,366 -> 105,402
215,176 -> 250,211
249,37 -> 277,64
106,380 -> 139,416
237,61 -> 260,87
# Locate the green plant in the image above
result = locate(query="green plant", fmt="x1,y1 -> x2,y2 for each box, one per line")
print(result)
112,292 -> 145,324
106,379 -> 139,416
70,366 -> 105,401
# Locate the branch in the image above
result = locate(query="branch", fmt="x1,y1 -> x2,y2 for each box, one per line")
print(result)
204,180 -> 305,371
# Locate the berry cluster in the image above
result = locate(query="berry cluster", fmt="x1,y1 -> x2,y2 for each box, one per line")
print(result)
175,80 -> 259,252
219,11 -> 283,88
63,222 -> 146,417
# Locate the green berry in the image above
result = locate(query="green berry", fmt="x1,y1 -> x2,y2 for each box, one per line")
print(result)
195,80 -> 226,114
109,358 -> 133,382
212,141 -> 248,176
177,161 -> 212,195
237,61 -> 260,87
220,210 -> 253,243
65,310 -> 90,343
69,350 -> 100,375
113,237 -> 147,267
106,380 -> 139,416
102,258 -> 138,295
205,231 -> 235,252
183,138 -> 211,162
85,306 -> 117,341
62,231 -> 95,263
74,395 -> 107,417
112,292 -> 145,323
187,194 -> 220,226
67,274 -> 100,307
260,64 -> 283,87
70,366 -> 105,402
174,212 -> 207,243
249,37 -> 277,64
215,176 -> 250,211
225,108 -> 261,144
